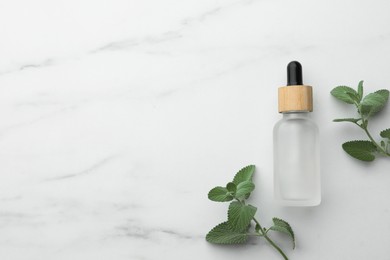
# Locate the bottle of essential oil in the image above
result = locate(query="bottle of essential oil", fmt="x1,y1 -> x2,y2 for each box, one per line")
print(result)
274,61 -> 321,206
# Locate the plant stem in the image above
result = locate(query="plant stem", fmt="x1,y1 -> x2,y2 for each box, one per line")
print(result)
356,103 -> 390,156
252,217 -> 289,260
235,199 -> 289,259
360,120 -> 390,156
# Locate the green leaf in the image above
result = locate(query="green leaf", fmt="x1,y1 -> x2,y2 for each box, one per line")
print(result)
357,80 -> 364,101
346,92 -> 358,102
208,187 -> 233,202
226,182 -> 236,193
232,165 -> 255,185
235,181 -> 255,198
270,218 -> 295,249
331,86 -> 359,104
381,140 -> 386,148
206,222 -> 248,244
342,140 -> 377,162
376,89 -> 390,101
227,201 -> 257,232
333,118 -> 360,123
359,90 -> 389,117
380,128 -> 390,139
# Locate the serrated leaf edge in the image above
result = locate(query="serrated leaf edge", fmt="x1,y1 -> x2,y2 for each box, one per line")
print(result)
380,128 -> 390,139
232,165 -> 255,185
342,140 -> 377,150
330,85 -> 358,104
206,222 -> 248,245
342,140 -> 377,162
271,218 -> 295,249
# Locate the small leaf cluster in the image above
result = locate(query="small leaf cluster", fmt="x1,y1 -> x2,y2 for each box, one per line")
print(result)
331,81 -> 390,161
206,165 -> 294,260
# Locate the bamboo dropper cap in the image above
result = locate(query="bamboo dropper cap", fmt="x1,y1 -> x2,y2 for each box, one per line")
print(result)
278,61 -> 313,113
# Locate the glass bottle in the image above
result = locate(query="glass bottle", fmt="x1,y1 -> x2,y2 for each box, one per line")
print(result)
273,61 -> 321,206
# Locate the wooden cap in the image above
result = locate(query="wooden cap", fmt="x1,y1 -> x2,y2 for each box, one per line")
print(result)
278,85 -> 313,113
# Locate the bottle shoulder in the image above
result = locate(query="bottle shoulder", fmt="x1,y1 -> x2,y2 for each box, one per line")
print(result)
274,114 -> 319,132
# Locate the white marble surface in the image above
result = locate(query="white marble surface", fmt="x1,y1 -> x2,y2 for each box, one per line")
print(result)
1,0 -> 390,259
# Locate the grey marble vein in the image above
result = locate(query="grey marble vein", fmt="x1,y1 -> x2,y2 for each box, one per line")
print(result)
91,31 -> 183,53
19,59 -> 54,71
0,58 -> 56,76
45,155 -> 118,181
117,223 -> 202,241
92,1 -> 256,54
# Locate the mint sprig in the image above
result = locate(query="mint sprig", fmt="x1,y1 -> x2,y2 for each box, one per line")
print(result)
331,81 -> 390,161
206,165 -> 294,260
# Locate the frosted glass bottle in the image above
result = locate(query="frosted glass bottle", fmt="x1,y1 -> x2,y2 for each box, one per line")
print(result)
274,61 -> 321,206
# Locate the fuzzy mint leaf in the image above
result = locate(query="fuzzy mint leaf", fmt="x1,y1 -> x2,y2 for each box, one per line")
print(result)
208,187 -> 233,202
357,80 -> 364,101
333,118 -> 360,123
232,165 -> 255,185
227,201 -> 257,232
376,89 -> 390,101
269,218 -> 295,249
359,90 -> 389,117
342,140 -> 377,162
346,92 -> 359,102
226,182 -> 236,194
380,128 -> 390,139
331,86 -> 359,104
206,222 -> 248,244
235,181 -> 255,198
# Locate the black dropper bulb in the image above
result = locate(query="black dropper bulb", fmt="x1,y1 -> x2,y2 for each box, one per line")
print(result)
287,61 -> 303,86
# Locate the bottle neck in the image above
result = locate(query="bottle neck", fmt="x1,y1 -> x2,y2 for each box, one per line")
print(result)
282,111 -> 310,119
